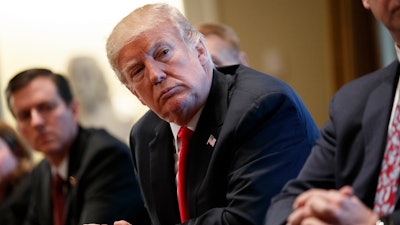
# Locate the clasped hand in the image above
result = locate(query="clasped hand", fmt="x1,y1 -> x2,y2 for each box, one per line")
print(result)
287,186 -> 378,225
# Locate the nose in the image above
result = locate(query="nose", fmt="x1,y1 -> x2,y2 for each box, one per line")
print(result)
30,108 -> 45,128
147,61 -> 166,85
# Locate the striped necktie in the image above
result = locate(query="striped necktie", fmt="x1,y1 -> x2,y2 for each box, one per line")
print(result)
374,101 -> 400,215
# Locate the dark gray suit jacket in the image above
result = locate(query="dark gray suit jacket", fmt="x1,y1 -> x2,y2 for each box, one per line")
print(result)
266,61 -> 400,225
24,127 -> 149,225
130,65 -> 319,225
0,173 -> 31,225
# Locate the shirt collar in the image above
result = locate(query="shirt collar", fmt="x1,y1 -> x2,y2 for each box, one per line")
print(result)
395,43 -> 400,63
170,107 -> 203,151
51,155 -> 69,180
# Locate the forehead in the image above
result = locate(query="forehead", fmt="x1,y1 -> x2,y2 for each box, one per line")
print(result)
118,26 -> 185,63
134,25 -> 182,50
10,76 -> 59,110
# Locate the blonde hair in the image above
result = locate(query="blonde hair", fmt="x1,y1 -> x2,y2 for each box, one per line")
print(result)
106,3 -> 211,84
197,23 -> 241,53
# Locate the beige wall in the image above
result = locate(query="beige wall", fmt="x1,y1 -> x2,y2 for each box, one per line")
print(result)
0,0 -> 183,128
185,0 -> 334,127
1,0 -> 334,128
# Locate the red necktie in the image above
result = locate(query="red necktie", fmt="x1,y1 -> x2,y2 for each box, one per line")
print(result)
177,127 -> 193,222
374,102 -> 400,216
52,174 -> 66,225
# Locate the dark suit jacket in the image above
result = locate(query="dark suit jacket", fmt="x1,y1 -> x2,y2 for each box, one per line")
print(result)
24,127 -> 149,225
0,173 -> 32,225
265,61 -> 400,225
130,65 -> 319,225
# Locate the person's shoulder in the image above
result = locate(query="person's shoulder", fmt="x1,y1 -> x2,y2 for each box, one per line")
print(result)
78,126 -> 130,153
32,158 -> 49,171
81,126 -> 120,141
72,128 -> 133,170
217,64 -> 300,101
29,158 -> 50,184
219,64 -> 285,85
334,61 -> 398,99
132,110 -> 163,131
130,110 -> 170,141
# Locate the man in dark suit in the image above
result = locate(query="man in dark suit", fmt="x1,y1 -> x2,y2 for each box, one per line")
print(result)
5,68 -> 149,225
106,3 -> 319,225
265,1 -> 400,225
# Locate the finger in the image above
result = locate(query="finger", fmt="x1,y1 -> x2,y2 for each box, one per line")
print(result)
293,190 -> 316,209
338,186 -> 353,197
300,216 -> 329,225
114,221 -> 131,225
293,189 -> 326,209
307,194 -> 341,223
288,207 -> 311,225
309,196 -> 330,216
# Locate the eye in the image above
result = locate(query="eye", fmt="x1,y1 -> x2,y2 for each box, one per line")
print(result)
37,102 -> 57,114
155,48 -> 170,60
128,65 -> 145,83
132,67 -> 143,76
161,49 -> 169,55
16,111 -> 31,122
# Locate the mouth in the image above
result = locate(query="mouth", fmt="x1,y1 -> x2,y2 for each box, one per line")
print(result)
37,133 -> 54,144
159,85 -> 179,104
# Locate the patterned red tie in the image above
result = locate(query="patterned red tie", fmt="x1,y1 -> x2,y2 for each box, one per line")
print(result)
374,102 -> 400,216
177,127 -> 194,222
52,173 -> 66,225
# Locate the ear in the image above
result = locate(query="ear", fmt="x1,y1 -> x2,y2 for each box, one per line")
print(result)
195,39 -> 209,65
70,100 -> 80,123
362,0 -> 370,9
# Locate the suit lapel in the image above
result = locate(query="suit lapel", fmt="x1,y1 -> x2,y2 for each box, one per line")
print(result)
42,163 -> 54,225
64,127 -> 86,225
32,161 -> 53,225
186,69 -> 234,212
361,61 -> 399,205
149,122 -> 181,224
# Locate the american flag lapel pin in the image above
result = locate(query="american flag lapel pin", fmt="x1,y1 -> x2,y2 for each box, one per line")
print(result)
206,134 -> 217,147
69,176 -> 77,187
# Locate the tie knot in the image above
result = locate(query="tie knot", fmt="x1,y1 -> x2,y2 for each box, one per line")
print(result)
53,174 -> 65,193
178,127 -> 194,142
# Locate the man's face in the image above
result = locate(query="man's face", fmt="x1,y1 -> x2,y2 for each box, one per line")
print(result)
9,76 -> 78,158
117,25 -> 212,125
204,34 -> 241,67
363,0 -> 400,32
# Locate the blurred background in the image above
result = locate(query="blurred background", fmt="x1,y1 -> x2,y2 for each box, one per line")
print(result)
0,0 -> 395,139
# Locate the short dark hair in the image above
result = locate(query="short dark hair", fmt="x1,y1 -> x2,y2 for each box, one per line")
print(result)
5,68 -> 74,115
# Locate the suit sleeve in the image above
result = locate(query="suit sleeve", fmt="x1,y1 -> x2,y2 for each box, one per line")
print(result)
265,118 -> 337,225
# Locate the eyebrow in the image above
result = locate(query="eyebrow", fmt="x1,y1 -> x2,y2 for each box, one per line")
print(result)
122,59 -> 140,76
121,40 -> 170,74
